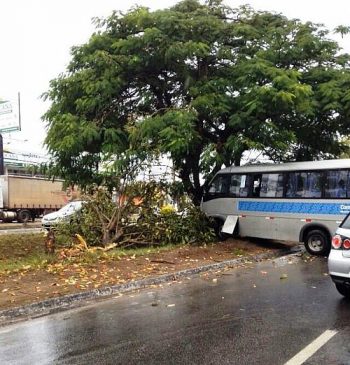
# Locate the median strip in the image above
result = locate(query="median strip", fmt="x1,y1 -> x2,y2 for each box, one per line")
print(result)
0,247 -> 300,326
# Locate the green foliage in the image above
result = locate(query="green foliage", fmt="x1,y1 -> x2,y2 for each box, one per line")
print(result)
134,202 -> 215,245
44,0 -> 350,204
334,25 -> 350,38
57,190 -> 119,247
55,181 -> 214,247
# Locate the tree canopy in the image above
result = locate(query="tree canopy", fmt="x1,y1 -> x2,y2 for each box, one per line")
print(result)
43,0 -> 350,204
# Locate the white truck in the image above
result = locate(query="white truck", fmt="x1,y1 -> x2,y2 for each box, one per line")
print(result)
0,175 -> 75,223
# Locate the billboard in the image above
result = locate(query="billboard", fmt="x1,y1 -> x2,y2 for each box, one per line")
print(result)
0,95 -> 20,133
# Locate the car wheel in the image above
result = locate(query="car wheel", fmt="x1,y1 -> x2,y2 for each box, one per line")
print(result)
304,229 -> 330,256
335,283 -> 350,298
17,210 -> 32,223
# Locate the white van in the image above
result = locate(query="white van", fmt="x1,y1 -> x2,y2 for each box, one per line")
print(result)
201,159 -> 350,256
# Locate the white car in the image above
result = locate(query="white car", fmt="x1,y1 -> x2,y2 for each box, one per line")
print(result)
42,201 -> 83,230
328,212 -> 350,298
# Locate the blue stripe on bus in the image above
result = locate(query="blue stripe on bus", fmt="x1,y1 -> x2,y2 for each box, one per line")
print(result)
238,201 -> 350,215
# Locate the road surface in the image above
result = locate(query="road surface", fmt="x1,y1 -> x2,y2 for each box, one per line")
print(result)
0,255 -> 348,365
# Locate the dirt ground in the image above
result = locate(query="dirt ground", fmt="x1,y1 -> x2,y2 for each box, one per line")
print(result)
0,235 -> 294,311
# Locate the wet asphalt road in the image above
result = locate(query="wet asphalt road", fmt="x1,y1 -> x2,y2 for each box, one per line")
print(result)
0,255 -> 349,365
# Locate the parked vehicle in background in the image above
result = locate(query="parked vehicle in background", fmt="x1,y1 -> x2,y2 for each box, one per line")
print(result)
0,175 -> 77,223
328,214 -> 350,298
201,159 -> 350,256
41,200 -> 84,230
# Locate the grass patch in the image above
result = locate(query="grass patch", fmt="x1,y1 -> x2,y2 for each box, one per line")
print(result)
0,233 -> 188,274
0,233 -> 45,260
59,243 -> 187,266
0,254 -> 57,274
0,233 -> 54,274
231,248 -> 245,256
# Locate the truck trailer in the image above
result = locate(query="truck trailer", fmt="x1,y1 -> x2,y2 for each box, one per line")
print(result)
0,175 -> 75,223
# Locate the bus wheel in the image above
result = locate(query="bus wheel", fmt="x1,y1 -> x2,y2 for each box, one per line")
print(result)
304,229 -> 330,256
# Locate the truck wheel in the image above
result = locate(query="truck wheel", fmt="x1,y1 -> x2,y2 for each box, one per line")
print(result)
335,283 -> 350,299
17,210 -> 32,223
304,229 -> 330,256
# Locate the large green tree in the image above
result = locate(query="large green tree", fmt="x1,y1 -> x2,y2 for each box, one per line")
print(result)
43,0 -> 350,204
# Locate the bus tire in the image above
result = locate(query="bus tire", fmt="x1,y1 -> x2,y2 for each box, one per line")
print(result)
17,210 -> 32,223
304,229 -> 330,256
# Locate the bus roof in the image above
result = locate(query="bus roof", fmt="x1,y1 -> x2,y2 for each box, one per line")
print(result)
219,159 -> 350,174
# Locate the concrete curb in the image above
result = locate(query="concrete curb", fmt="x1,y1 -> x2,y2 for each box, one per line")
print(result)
0,228 -> 42,235
0,246 -> 302,325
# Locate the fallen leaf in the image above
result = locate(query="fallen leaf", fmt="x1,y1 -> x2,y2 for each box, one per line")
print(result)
280,274 -> 288,280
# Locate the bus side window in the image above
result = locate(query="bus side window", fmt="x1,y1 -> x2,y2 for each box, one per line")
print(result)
229,174 -> 250,197
252,174 -> 262,197
307,172 -> 322,198
286,172 -> 297,197
229,175 -> 241,197
260,173 -> 284,198
287,172 -> 322,198
239,174 -> 251,197
287,172 -> 305,197
208,175 -> 229,195
325,170 -> 349,198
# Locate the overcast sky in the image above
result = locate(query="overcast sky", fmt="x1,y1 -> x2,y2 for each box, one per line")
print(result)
1,0 -> 349,154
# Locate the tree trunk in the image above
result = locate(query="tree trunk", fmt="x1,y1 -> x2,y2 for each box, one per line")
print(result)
234,152 -> 242,166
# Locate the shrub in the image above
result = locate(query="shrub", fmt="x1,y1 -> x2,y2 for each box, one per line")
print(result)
55,182 -> 215,247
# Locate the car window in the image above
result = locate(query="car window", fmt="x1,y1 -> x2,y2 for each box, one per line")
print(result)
59,201 -> 82,214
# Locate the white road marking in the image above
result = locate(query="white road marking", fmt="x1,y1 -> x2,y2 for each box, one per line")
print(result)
284,329 -> 337,365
